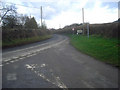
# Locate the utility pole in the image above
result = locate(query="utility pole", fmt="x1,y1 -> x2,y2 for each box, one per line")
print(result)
30,14 -> 31,18
82,8 -> 84,35
59,24 -> 61,29
40,6 -> 42,27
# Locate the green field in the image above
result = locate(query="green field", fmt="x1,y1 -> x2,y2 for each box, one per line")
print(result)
68,34 -> 119,67
2,35 -> 52,48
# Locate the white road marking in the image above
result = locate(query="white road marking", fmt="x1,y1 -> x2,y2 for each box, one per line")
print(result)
28,53 -> 37,57
19,57 -> 26,60
46,79 -> 50,82
34,71 -> 37,73
3,39 -> 68,66
3,43 -> 48,55
81,80 -> 94,88
6,63 -> 10,65
7,73 -> 17,80
26,64 -> 33,69
25,64 -> 68,89
10,61 -> 14,63
40,64 -> 46,67
21,54 -> 26,57
12,57 -> 18,59
4,59 -> 11,62
39,74 -> 42,77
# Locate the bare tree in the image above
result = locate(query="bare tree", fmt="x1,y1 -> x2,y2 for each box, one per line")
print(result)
18,14 -> 28,27
0,2 -> 17,22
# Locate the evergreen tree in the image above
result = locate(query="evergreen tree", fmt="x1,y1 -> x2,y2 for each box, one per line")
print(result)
24,17 -> 38,29
24,16 -> 30,29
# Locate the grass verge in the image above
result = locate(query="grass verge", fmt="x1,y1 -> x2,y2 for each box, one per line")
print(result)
2,35 -> 52,49
68,34 -> 119,67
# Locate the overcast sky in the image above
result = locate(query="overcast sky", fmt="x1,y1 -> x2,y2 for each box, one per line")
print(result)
2,0 -> 119,29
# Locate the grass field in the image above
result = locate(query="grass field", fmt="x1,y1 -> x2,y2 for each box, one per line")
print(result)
68,34 -> 119,67
2,35 -> 52,48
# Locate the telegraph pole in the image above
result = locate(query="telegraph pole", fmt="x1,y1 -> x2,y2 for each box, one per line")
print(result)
59,24 -> 61,29
40,6 -> 42,27
82,8 -> 84,35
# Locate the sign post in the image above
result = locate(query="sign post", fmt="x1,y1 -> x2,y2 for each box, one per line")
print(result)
77,30 -> 82,34
72,28 -> 74,35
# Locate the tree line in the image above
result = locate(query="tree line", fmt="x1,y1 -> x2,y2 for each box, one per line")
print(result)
1,3 -> 51,48
0,3 -> 46,30
55,22 -> 119,39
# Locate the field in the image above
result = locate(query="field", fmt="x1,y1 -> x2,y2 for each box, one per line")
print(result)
68,34 -> 119,67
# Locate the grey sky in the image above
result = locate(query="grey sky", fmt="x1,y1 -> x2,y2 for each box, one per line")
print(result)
2,0 -> 118,29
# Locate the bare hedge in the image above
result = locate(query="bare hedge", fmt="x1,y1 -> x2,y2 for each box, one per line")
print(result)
88,22 -> 118,38
56,22 -> 119,39
2,29 -> 51,42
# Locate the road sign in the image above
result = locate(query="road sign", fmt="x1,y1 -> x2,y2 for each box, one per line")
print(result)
77,30 -> 82,34
72,28 -> 74,31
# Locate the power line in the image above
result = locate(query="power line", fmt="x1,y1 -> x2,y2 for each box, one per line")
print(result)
0,1 -> 40,9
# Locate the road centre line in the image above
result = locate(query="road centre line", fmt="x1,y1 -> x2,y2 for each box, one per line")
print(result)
3,35 -> 64,55
3,39 -> 67,64
3,42 -> 51,55
25,64 -> 68,89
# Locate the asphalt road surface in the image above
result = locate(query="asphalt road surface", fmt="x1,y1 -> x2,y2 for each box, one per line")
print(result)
2,34 -> 118,88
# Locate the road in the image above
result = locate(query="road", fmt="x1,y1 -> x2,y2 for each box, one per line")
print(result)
2,34 -> 118,88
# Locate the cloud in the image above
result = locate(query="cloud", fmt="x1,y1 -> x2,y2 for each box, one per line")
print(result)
43,6 -> 56,19
118,1 -> 120,18
2,0 -> 118,29
45,0 -> 118,29
46,10 -> 82,29
14,0 -> 119,3
84,1 -> 118,23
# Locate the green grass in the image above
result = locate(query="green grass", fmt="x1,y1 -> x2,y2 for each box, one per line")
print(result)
3,35 -> 52,48
68,34 -> 119,67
